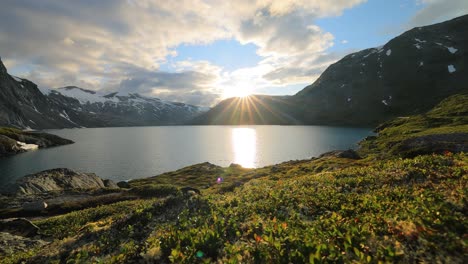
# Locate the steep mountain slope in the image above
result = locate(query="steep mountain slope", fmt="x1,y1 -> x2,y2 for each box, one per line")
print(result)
0,60 -> 207,129
194,14 -> 468,125
0,60 -> 77,129
189,95 -> 300,125
294,14 -> 468,125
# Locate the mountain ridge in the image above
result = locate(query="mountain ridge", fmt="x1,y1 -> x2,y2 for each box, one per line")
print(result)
194,14 -> 468,126
0,61 -> 208,129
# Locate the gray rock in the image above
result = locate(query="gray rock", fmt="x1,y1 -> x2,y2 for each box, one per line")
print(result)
394,133 -> 468,157
15,168 -> 108,195
0,218 -> 40,237
319,149 -> 361,160
117,181 -> 131,189
181,187 -> 201,195
336,149 -> 361,159
103,179 -> 118,188
0,231 -> 48,255
22,201 -> 48,211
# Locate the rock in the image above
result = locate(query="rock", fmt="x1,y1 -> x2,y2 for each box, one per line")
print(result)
15,168 -> 108,195
117,181 -> 131,189
0,134 -> 23,157
0,218 -> 40,237
181,187 -> 201,196
336,149 -> 361,159
270,166 -> 281,173
394,133 -> 468,158
319,149 -> 361,159
22,201 -> 48,211
229,163 -> 242,168
103,179 -> 118,188
0,232 -> 48,255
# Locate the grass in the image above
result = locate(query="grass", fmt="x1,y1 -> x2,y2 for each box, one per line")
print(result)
1,93 -> 467,263
359,93 -> 468,158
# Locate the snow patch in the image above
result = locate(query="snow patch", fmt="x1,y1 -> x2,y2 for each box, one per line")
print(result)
448,65 -> 456,73
419,62 -> 424,67
38,87 -> 52,95
59,110 -> 78,125
17,141 -> 39,151
12,76 -> 22,82
347,97 -> 352,102
386,49 -> 392,56
446,47 -> 458,54
381,100 -> 389,106
414,38 -> 426,43
414,44 -> 421,49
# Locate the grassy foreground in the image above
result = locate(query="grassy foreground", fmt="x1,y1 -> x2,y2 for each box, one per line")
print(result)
2,94 -> 467,263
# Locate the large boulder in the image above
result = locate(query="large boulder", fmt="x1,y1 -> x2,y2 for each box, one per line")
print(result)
0,218 -> 40,237
15,168 -> 110,195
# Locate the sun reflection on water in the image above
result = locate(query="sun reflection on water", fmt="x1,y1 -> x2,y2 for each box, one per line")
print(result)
231,128 -> 257,168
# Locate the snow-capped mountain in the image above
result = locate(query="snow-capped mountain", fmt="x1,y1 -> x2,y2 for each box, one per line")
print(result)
0,63 -> 208,129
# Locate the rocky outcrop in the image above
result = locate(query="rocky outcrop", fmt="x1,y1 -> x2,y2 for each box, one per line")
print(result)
0,232 -> 48,255
22,201 -> 48,211
393,133 -> 468,158
0,127 -> 74,158
0,218 -> 40,237
14,168 -> 116,195
319,149 -> 361,159
117,181 -> 131,189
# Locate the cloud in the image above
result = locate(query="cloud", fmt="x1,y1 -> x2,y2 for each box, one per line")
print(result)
409,0 -> 468,28
0,0 -> 367,106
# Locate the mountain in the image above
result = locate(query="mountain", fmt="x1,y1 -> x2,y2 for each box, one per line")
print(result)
189,95 -> 300,125
0,60 -> 208,129
194,14 -> 468,126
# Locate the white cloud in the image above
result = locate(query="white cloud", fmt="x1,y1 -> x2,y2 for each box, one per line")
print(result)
0,0 -> 367,106
409,0 -> 468,27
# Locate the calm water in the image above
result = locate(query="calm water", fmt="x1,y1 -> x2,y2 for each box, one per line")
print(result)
0,126 -> 372,185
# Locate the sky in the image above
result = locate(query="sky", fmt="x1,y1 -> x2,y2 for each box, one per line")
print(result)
1,0 -> 467,107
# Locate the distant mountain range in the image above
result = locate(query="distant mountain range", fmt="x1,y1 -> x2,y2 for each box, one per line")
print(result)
0,61 -> 208,129
194,14 -> 468,126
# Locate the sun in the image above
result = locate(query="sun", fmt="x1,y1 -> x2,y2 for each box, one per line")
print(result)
223,86 -> 252,98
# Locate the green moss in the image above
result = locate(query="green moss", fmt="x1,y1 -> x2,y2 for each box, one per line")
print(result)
360,93 -> 468,157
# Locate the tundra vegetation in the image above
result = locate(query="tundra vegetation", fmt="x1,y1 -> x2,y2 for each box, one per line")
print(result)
1,94 -> 467,263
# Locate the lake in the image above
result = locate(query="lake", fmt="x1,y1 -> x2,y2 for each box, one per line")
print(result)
0,126 -> 372,185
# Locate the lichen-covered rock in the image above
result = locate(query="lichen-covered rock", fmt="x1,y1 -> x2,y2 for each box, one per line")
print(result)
15,168 -> 108,195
